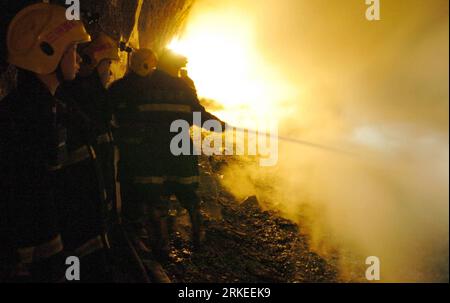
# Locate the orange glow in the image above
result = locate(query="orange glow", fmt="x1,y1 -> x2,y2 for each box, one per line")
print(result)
168,9 -> 297,127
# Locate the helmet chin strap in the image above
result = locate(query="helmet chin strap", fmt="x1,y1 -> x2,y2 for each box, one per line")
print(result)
55,63 -> 66,84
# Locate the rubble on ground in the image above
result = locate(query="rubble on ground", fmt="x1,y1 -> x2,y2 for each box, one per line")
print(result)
155,156 -> 339,283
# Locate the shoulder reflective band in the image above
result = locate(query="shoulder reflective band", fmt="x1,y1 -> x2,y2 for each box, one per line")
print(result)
138,104 -> 192,113
167,176 -> 200,185
74,235 -> 105,258
48,145 -> 96,171
134,176 -> 200,185
17,235 -> 64,264
97,132 -> 113,145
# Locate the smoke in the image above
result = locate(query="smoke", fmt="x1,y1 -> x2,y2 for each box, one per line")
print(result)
181,0 -> 449,282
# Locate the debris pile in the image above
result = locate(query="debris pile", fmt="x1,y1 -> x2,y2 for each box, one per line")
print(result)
154,157 -> 339,283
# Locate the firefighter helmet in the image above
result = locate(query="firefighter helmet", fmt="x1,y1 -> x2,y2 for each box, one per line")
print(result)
7,3 -> 91,75
81,32 -> 120,71
130,48 -> 158,77
159,49 -> 188,70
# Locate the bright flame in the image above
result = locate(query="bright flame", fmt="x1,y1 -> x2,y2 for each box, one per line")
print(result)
168,9 -> 297,127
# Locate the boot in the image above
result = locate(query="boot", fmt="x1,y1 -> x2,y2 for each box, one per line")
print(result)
187,205 -> 204,251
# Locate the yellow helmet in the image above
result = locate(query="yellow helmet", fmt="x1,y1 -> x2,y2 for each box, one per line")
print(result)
7,3 -> 91,75
130,48 -> 158,77
81,32 -> 120,71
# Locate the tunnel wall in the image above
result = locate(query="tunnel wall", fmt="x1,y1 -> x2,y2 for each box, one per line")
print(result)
139,0 -> 195,54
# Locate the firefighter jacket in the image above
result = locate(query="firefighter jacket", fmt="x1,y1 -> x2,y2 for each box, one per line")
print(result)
60,73 -> 116,221
109,70 -> 223,188
0,71 -> 108,282
0,72 -> 66,280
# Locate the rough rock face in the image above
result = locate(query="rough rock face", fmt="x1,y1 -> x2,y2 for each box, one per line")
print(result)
0,0 -> 194,99
139,0 -> 195,53
0,0 -> 29,98
74,0 -> 140,42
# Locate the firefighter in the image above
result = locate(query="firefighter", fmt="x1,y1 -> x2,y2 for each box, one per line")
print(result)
0,3 -> 110,282
110,48 -> 225,261
159,50 -> 194,89
60,32 -> 121,228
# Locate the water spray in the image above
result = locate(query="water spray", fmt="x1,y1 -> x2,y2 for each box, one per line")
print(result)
229,125 -> 355,156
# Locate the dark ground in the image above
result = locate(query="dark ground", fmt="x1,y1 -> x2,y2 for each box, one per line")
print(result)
138,156 -> 340,283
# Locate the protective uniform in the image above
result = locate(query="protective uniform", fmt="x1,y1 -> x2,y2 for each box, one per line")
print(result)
61,33 -> 120,228
109,49 -> 158,229
54,86 -> 112,282
1,72 -> 67,282
1,3 -> 110,282
110,48 -> 223,259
